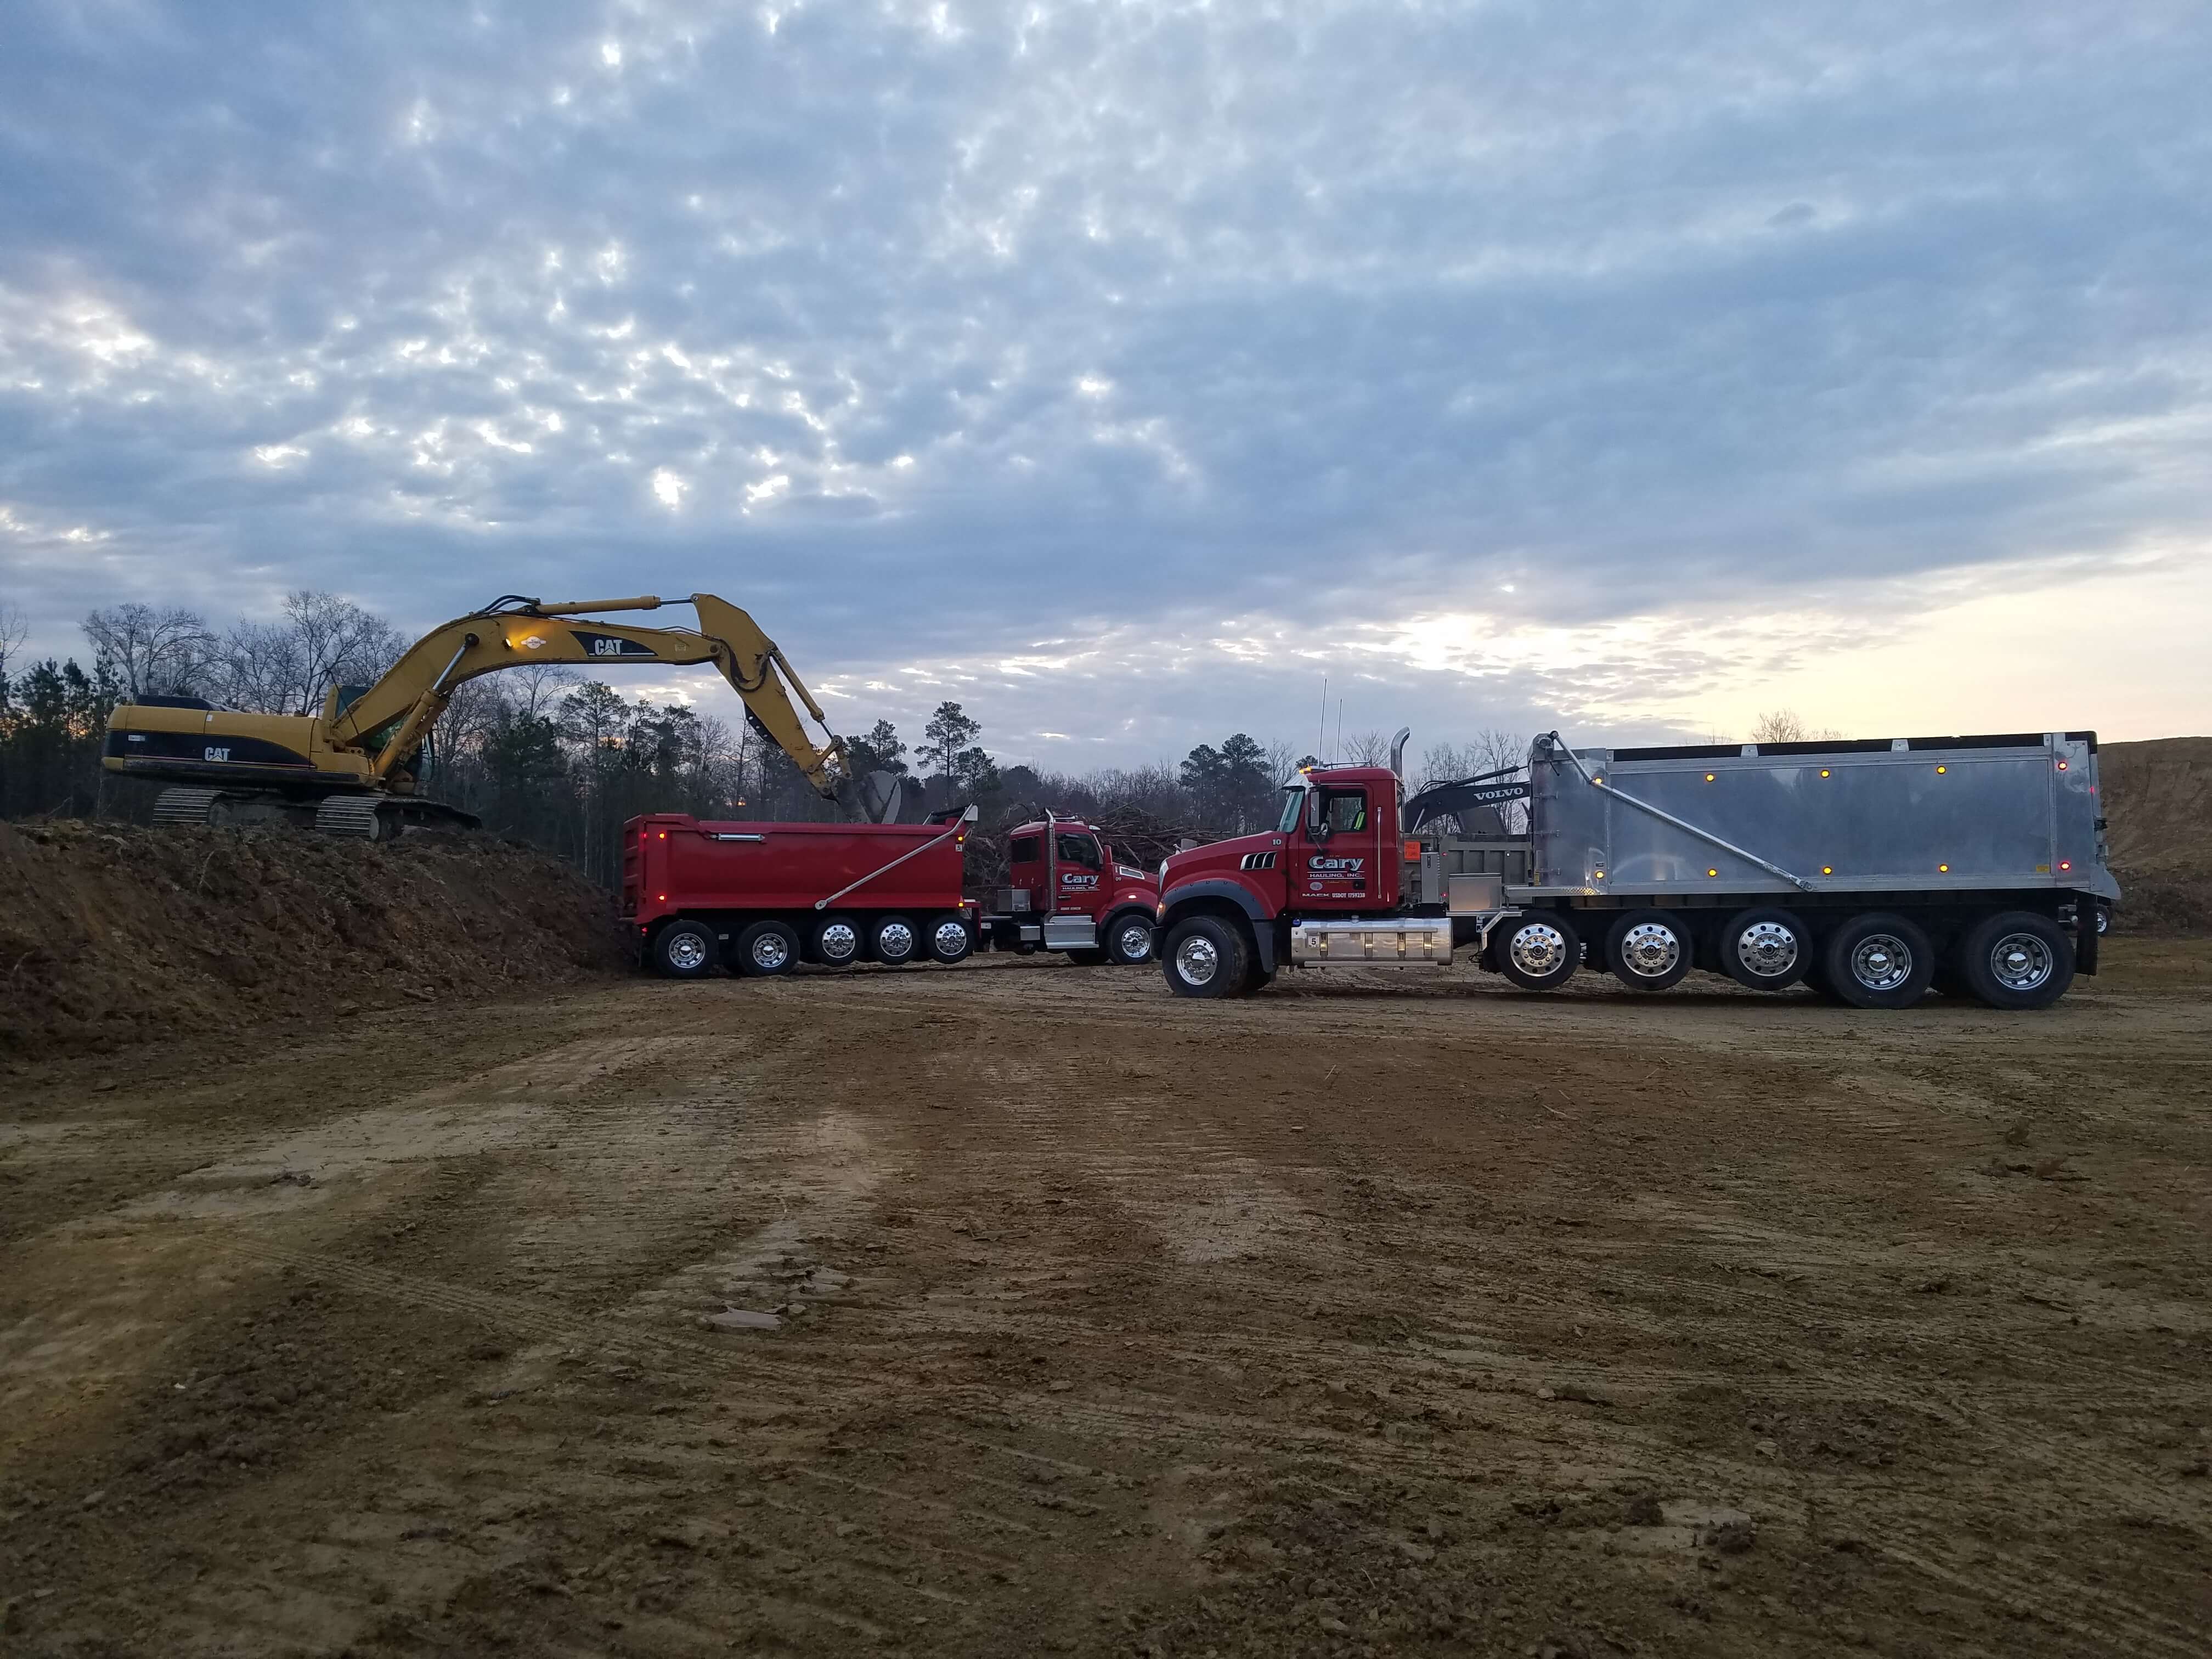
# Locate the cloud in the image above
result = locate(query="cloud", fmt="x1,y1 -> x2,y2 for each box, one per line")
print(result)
1,0 -> 2209,760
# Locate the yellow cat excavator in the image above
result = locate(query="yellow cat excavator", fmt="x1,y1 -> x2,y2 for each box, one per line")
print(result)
104,592 -> 895,838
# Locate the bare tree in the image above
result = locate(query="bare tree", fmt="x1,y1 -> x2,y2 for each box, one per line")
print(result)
1415,741 -> 1475,792
276,590 -> 404,710
1749,709 -> 1846,743
1343,728 -> 1393,766
213,619 -> 302,712
212,590 -> 408,713
503,662 -> 582,719
82,602 -> 215,699
0,600 -> 27,691
1413,731 -> 1530,832
1474,728 -> 1526,775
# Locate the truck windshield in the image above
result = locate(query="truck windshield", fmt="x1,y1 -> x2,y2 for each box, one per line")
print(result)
1276,786 -> 1306,834
1056,833 -> 1102,869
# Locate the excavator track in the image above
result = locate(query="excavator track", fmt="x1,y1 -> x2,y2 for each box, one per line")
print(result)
152,787 -> 224,827
313,795 -> 392,841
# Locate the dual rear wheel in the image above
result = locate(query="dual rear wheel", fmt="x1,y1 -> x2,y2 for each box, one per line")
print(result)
1486,904 -> 2070,1011
653,911 -> 975,978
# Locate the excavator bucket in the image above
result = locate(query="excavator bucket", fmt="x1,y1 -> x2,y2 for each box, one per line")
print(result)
858,770 -> 920,825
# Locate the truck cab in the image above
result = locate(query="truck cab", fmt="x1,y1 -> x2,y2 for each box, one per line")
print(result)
1153,765 -> 1431,992
978,815 -> 1162,966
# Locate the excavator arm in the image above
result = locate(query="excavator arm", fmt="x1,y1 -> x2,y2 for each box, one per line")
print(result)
331,594 -> 854,810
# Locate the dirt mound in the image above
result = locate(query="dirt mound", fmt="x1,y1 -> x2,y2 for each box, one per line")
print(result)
2100,736 -> 2212,933
0,820 -> 629,1059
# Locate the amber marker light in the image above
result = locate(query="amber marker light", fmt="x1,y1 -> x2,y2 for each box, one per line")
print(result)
1938,864 -> 1950,873
1704,772 -> 1716,782
1819,769 -> 1830,778
1821,866 -> 1833,875
1936,765 -> 1948,774
1707,868 -> 1719,877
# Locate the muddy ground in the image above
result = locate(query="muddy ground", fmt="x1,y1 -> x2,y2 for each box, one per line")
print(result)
3,944 -> 2208,1658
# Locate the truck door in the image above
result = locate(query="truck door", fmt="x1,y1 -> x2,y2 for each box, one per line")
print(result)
1008,831 -> 1045,916
1053,830 -> 1107,917
1297,782 -> 1391,912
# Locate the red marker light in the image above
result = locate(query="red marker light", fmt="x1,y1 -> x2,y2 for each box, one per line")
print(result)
2056,760 -> 2068,771
2058,860 -> 2072,872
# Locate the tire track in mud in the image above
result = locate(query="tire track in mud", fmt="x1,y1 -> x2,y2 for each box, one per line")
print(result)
827,1062 -> 2211,1654
917,1378 -> 2209,1659
204,1237 -> 873,1403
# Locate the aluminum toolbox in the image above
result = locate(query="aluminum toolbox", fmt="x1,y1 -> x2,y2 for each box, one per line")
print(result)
1523,732 -> 2117,901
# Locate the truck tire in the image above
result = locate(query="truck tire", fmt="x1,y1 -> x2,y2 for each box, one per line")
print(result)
1605,910 -> 1691,991
1105,913 -> 1155,966
1823,912 -> 1934,1009
654,919 -> 718,979
1719,907 -> 1811,992
811,915 -> 862,968
870,915 -> 919,967
927,913 -> 974,964
1161,915 -> 1249,999
734,920 -> 800,977
1957,911 -> 2074,1011
1493,912 -> 1581,992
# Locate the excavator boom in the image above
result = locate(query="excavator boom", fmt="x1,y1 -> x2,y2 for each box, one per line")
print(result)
105,592 -> 876,838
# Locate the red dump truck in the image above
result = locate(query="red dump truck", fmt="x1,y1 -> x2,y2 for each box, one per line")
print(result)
623,808 -> 1160,977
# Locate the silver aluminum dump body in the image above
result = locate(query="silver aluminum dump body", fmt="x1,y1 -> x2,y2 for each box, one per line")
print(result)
1522,733 -> 2117,903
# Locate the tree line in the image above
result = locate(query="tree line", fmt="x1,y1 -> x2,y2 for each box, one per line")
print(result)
1,592 -> 1566,877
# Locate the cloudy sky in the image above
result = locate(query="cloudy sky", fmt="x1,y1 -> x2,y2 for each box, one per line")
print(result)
3,0 -> 2208,769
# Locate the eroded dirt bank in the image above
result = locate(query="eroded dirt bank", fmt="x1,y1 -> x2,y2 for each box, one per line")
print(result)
2,947 -> 2207,1657
0,821 -> 627,1058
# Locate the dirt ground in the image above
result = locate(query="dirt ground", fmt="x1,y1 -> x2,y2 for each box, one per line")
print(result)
3,943 -> 2208,1658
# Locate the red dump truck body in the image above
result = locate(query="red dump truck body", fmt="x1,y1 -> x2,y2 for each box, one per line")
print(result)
624,812 -> 975,978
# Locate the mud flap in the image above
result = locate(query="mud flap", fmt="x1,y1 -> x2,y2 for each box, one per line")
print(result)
2075,895 -> 2099,976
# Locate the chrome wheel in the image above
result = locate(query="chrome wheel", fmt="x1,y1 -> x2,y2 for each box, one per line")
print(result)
877,921 -> 915,961
1988,932 -> 2055,992
1735,921 -> 1799,980
1848,933 -> 1912,991
1508,922 -> 1567,977
933,919 -> 970,957
749,933 -> 792,972
1115,921 -> 1153,962
1175,934 -> 1221,986
664,930 -> 709,973
1618,921 -> 1681,978
817,921 -> 858,963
